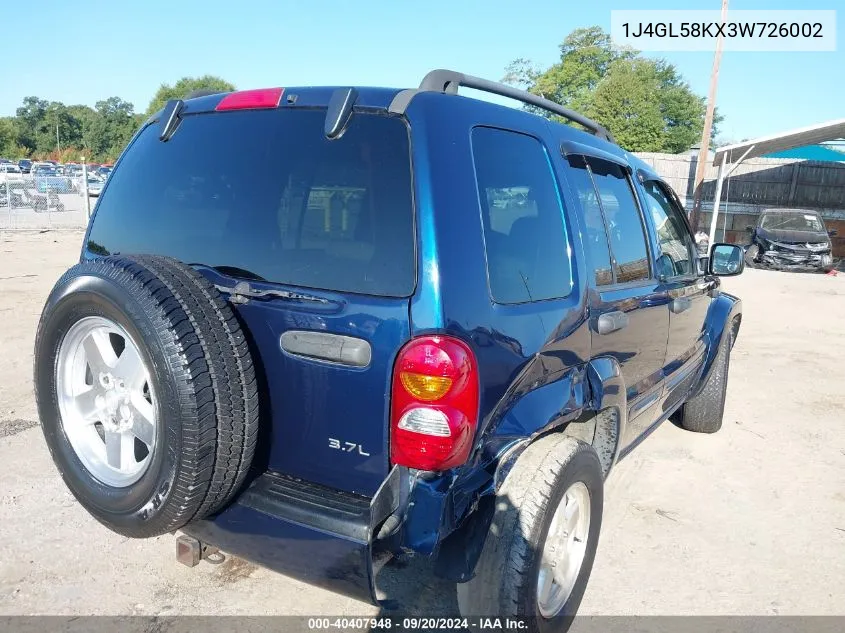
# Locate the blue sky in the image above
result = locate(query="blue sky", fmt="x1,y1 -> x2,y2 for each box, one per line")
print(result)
1,0 -> 841,143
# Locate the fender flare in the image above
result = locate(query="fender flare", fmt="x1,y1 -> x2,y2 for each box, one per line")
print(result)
584,356 -> 627,476
690,290 -> 742,400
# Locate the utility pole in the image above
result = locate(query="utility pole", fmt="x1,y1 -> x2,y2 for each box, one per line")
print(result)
689,0 -> 729,233
56,122 -> 61,154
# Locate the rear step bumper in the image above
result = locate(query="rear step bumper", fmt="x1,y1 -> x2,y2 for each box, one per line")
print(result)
183,468 -> 403,604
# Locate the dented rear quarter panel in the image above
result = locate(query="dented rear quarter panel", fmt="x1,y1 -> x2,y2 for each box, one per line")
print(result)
398,94 -> 617,554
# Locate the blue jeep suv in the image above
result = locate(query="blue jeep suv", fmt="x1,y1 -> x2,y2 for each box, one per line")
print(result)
34,70 -> 744,628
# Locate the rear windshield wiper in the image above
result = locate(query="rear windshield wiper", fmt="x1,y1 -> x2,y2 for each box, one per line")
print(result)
191,264 -> 331,305
209,265 -> 266,281
218,281 -> 332,305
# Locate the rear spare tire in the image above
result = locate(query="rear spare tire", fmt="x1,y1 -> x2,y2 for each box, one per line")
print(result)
34,255 -> 259,537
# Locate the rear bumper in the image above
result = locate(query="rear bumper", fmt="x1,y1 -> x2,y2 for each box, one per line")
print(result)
184,468 -> 403,604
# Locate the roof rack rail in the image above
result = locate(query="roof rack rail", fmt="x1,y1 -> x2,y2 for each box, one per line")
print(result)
389,68 -> 615,144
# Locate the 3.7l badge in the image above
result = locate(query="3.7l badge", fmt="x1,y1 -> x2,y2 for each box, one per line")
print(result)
328,438 -> 370,456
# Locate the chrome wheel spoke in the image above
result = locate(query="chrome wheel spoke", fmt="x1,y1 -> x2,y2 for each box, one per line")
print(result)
82,329 -> 117,372
73,388 -> 102,423
564,499 -> 580,536
537,566 -> 554,604
104,430 -> 122,469
537,481 -> 591,619
114,345 -> 146,390
129,397 -> 155,446
104,431 -> 137,471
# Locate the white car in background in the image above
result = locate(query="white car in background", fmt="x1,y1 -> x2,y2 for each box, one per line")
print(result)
85,176 -> 104,197
0,164 -> 24,182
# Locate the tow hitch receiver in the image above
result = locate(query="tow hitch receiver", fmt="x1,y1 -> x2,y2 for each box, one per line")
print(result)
176,534 -> 224,567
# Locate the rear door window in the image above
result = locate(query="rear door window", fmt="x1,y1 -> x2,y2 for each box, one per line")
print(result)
471,127 -> 572,304
86,109 -> 415,297
565,156 -> 613,286
585,159 -> 651,283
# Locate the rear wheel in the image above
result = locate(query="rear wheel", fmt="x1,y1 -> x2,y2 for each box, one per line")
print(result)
457,435 -> 603,632
35,256 -> 259,537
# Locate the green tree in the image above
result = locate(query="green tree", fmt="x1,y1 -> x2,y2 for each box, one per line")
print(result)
15,96 -> 48,152
145,75 -> 235,117
504,27 -> 715,153
37,102 -> 80,155
585,59 -> 666,152
0,117 -> 24,157
82,97 -> 139,160
505,28 -> 637,113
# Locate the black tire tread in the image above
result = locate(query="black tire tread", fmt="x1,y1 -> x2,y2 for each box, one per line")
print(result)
675,332 -> 731,434
131,255 -> 259,517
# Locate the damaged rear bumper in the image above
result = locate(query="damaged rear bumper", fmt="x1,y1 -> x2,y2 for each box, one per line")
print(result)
183,467 -> 405,604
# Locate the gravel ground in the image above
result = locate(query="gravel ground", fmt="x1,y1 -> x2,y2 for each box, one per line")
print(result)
0,230 -> 843,616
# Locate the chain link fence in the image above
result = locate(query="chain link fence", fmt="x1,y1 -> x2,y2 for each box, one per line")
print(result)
0,167 -> 95,230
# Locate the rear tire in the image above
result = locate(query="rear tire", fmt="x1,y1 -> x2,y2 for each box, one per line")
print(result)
34,256 -> 259,537
457,435 -> 603,632
672,330 -> 731,434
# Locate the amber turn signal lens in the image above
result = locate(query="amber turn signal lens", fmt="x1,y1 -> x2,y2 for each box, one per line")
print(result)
399,372 -> 453,401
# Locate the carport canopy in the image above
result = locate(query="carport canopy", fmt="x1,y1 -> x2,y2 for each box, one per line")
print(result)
707,118 -> 845,245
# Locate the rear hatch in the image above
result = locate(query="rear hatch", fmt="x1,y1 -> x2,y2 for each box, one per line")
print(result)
84,99 -> 416,496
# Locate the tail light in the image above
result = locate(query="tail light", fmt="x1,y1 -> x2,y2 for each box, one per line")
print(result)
215,88 -> 284,111
390,336 -> 479,471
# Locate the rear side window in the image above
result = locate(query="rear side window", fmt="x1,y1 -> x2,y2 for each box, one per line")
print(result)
472,127 -> 572,304
585,159 -> 651,284
565,156 -> 613,286
87,109 -> 415,297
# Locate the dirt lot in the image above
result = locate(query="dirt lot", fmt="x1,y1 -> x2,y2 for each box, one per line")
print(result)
0,230 -> 843,616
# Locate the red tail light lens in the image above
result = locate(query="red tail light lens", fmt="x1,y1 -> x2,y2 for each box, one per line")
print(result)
390,336 -> 479,471
215,88 -> 284,111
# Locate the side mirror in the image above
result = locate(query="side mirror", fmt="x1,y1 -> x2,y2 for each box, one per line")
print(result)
708,243 -> 745,276
829,229 -> 838,237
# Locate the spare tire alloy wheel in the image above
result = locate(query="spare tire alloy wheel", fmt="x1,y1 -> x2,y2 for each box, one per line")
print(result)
56,316 -> 156,487
35,255 -> 259,538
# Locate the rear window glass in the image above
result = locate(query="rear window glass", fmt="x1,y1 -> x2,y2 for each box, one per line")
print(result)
471,127 -> 572,304
87,109 -> 415,297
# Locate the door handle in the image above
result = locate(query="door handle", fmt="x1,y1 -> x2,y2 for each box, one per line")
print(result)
670,297 -> 692,314
595,310 -> 629,335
